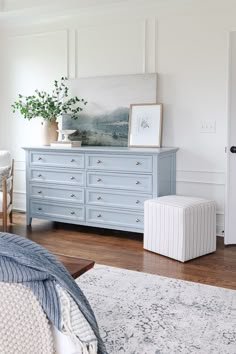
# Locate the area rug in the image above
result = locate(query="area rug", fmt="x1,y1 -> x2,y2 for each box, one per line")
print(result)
77,265 -> 236,354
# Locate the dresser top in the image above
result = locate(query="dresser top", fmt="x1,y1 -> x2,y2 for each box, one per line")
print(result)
23,146 -> 178,154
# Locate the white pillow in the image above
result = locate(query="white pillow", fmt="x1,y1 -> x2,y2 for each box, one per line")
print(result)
52,325 -> 83,354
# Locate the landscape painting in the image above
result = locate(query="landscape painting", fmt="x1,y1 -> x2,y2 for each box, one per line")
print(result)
62,74 -> 157,146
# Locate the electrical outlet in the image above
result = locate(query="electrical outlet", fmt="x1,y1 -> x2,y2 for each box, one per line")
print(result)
200,120 -> 216,133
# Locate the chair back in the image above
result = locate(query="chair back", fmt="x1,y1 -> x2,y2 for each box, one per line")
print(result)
0,151 -> 11,168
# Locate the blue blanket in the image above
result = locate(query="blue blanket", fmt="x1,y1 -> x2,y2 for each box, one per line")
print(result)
0,232 -> 107,354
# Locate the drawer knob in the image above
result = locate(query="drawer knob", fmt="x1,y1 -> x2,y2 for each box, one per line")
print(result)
136,218 -> 140,223
37,174 -> 42,178
70,176 -> 75,180
71,211 -> 75,215
71,159 -> 75,162
136,200 -> 140,204
136,181 -> 140,185
97,196 -> 102,200
97,160 -> 102,164
70,194 -> 75,198
97,214 -> 102,218
136,161 -> 141,165
38,157 -> 42,161
38,207 -> 42,211
97,178 -> 102,182
37,191 -> 42,194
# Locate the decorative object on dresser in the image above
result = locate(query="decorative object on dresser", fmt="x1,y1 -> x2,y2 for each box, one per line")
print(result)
23,146 -> 178,232
50,141 -> 82,148
0,151 -> 14,231
50,129 -> 82,148
128,103 -> 163,147
12,77 -> 87,145
57,129 -> 77,142
62,73 -> 157,146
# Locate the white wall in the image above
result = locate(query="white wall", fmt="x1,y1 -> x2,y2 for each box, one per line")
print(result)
1,0 -> 235,234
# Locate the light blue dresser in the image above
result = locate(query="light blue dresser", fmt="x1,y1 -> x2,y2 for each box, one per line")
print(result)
23,146 -> 178,232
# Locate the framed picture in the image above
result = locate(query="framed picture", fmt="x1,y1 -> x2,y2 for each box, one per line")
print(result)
128,103 -> 163,147
62,74 -> 157,146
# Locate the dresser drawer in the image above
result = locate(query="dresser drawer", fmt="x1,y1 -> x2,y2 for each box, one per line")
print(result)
30,168 -> 85,186
86,154 -> 152,172
30,151 -> 84,169
87,172 -> 152,193
30,184 -> 84,204
86,189 -> 152,210
87,206 -> 144,229
31,201 -> 85,221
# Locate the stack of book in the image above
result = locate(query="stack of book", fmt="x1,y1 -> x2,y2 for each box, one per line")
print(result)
50,140 -> 82,148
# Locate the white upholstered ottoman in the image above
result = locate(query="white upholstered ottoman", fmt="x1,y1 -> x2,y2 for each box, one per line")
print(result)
144,196 -> 216,262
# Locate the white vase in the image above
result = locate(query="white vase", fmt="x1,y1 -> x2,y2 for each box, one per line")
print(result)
41,118 -> 58,145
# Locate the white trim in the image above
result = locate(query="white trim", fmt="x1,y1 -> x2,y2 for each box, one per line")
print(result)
8,28 -> 68,39
66,28 -> 69,78
142,19 -> 147,73
68,28 -> 76,79
177,169 -> 225,174
225,30 -> 233,245
14,190 -> 26,195
75,28 -> 78,78
177,180 -> 224,186
14,168 -> 25,172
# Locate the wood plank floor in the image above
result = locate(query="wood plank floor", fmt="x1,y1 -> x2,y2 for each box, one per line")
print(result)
4,212 -> 236,290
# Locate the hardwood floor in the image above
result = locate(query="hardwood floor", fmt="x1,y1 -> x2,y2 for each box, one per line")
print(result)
4,212 -> 236,290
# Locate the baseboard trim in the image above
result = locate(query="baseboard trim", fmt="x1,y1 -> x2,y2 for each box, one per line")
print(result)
12,209 -> 225,237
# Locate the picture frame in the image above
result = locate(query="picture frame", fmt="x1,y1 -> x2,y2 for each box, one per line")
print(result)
128,103 -> 163,147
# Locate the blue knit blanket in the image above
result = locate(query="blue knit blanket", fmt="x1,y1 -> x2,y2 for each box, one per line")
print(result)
0,232 -> 107,354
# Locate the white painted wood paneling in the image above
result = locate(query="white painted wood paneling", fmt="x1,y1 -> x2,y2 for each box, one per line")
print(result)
76,21 -> 146,77
1,0 -> 236,234
2,30 -> 68,162
176,169 -> 225,236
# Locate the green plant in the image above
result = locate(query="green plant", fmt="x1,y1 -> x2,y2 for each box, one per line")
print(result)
12,77 -> 87,121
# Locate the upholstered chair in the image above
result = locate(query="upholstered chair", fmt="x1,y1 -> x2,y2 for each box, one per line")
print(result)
0,151 -> 14,231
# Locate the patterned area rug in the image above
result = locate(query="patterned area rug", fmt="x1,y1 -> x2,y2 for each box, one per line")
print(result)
77,265 -> 236,354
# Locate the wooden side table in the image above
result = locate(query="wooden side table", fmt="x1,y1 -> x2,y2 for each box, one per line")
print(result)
55,253 -> 95,279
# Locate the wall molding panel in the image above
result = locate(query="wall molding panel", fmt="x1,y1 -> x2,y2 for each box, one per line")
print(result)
8,28 -> 69,80
75,20 -> 147,77
176,169 -> 225,236
142,19 -> 147,73
68,28 -> 76,78
14,160 -> 25,171
13,192 -> 26,211
177,169 -> 225,185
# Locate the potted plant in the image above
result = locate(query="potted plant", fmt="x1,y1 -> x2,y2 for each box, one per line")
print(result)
12,77 -> 87,145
